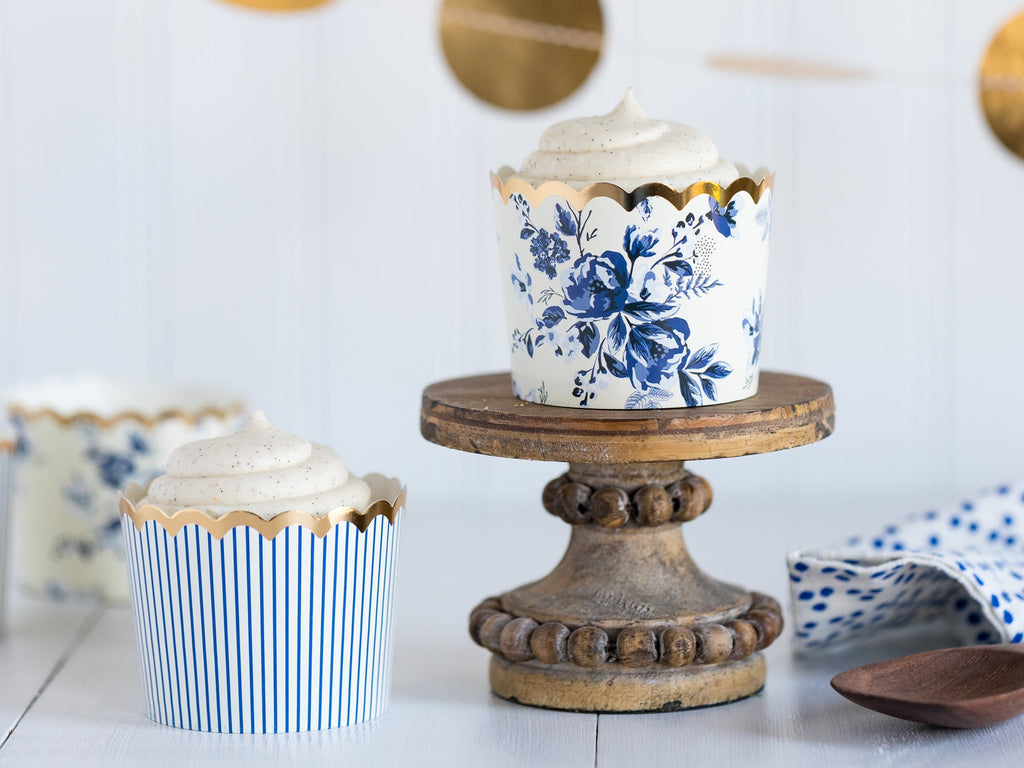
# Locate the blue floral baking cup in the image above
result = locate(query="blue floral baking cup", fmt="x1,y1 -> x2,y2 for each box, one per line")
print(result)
492,171 -> 772,409
0,434 -> 12,635
5,377 -> 243,601
120,475 -> 404,732
788,481 -> 1024,652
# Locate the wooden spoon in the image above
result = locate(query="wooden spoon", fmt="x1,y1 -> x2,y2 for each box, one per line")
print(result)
831,644 -> 1024,728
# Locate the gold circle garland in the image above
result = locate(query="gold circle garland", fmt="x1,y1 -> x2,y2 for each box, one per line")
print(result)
439,0 -> 603,111
980,9 -> 1024,161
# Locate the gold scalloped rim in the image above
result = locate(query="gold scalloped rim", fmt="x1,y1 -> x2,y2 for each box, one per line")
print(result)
120,489 -> 406,540
491,171 -> 773,212
8,402 -> 246,429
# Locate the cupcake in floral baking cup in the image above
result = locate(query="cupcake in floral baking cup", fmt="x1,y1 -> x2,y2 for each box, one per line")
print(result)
120,413 -> 404,732
493,90 -> 772,409
4,375 -> 244,602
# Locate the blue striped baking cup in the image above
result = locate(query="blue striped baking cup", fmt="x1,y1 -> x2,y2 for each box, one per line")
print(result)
119,475 -> 404,732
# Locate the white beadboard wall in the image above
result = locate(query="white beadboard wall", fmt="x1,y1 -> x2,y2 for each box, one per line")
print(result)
1,0 -> 1023,548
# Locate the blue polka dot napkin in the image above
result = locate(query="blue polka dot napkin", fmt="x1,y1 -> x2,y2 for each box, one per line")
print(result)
787,482 -> 1024,652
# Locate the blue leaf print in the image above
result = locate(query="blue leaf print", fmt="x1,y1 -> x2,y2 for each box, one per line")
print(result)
679,372 -> 701,407
652,316 -> 690,341
623,323 -> 688,389
623,301 -> 674,322
520,227 -> 534,240
701,376 -> 718,401
129,433 -> 149,454
604,353 -> 628,379
663,259 -> 694,278
625,387 -> 672,409
709,199 -> 738,237
688,344 -> 718,370
608,315 -> 628,352
705,361 -> 732,379
574,321 -> 599,358
555,204 -> 578,237
539,306 -> 566,328
525,334 -> 534,357
637,198 -> 653,222
623,224 -> 658,261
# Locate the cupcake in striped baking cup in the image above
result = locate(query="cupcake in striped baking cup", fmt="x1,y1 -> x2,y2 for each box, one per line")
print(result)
119,413 -> 405,732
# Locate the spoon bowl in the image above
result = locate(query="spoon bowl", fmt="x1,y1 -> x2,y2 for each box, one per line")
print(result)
831,644 -> 1024,728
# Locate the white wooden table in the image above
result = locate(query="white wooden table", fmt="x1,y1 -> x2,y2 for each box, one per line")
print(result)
2,488 -> 1022,767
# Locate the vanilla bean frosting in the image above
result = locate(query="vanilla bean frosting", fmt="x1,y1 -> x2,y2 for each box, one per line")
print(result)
518,89 -> 739,190
139,412 -> 372,520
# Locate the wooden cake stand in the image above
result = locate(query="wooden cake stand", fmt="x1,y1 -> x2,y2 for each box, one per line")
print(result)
420,371 -> 834,713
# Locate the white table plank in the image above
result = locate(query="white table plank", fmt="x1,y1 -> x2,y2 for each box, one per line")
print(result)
0,594 -> 99,745
0,491 -> 598,767
596,634 -> 1024,768
0,607 -> 597,767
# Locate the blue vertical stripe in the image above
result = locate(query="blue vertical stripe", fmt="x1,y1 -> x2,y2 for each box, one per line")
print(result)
271,534 -> 278,734
169,532 -> 192,729
232,530 -> 243,733
371,519 -> 390,717
246,529 -> 255,734
356,524 -> 369,724
173,530 -> 194,731
122,511 -> 401,732
206,535 -> 223,732
307,528 -> 315,731
327,524 -> 341,727
124,521 -> 157,720
337,524 -> 348,729
181,527 -> 202,729
345,524 -> 358,726
219,537 -> 233,733
295,527 -> 302,733
259,533 -> 267,733
158,529 -> 183,726
361,519 -> 378,721
317,527 -> 328,730
193,526 -> 212,731
284,526 -> 290,732
144,526 -> 171,725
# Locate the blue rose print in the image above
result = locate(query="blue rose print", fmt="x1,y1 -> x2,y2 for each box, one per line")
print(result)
509,193 -> 746,407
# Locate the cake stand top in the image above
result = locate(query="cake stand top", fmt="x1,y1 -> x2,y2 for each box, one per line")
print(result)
421,371 -> 834,463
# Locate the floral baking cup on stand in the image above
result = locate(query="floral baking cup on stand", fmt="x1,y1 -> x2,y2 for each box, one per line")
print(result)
493,171 -> 772,409
120,475 -> 404,732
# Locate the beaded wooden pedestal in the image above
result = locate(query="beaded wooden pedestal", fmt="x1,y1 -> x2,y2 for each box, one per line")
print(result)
420,371 -> 834,713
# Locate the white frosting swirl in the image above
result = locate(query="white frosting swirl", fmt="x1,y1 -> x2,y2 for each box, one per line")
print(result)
518,89 -> 739,190
140,412 -> 372,520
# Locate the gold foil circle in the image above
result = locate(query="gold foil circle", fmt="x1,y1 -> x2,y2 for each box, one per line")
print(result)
980,10 -> 1024,160
439,0 -> 603,111
217,0 -> 333,11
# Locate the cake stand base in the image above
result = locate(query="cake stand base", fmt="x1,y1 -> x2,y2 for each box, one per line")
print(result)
490,654 -> 765,713
421,372 -> 834,714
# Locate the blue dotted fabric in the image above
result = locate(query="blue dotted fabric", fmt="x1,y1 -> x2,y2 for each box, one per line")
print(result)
787,482 -> 1024,652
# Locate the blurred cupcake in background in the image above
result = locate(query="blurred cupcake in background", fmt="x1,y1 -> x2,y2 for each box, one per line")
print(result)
0,426 -> 12,635
4,375 -> 244,601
